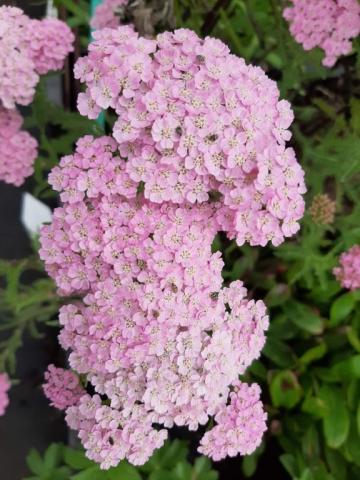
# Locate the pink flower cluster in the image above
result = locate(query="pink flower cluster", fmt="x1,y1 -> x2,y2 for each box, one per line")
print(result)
91,0 -> 127,31
43,364 -> 84,411
0,6 -> 74,108
74,27 -> 305,247
40,134 -> 269,468
0,6 -> 74,186
283,0 -> 360,67
198,382 -> 267,460
0,106 -> 38,186
0,6 -> 38,109
0,373 -> 10,416
25,18 -> 75,75
333,245 -> 360,290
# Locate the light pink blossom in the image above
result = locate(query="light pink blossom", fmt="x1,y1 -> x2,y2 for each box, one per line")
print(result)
74,27 -> 305,247
0,6 -> 74,108
284,0 -> 360,67
0,373 -> 10,416
91,0 -> 127,31
43,364 -> 84,411
0,106 -> 38,186
333,245 -> 360,290
39,136 -> 269,468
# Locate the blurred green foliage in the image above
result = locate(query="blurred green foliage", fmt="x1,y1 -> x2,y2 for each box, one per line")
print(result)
0,254 -> 59,374
24,440 -> 218,480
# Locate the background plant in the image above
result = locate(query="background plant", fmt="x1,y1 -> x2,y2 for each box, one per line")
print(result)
25,441 -> 218,480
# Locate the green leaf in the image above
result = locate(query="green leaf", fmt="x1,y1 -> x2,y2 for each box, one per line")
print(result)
26,449 -> 45,476
264,284 -> 290,307
198,473 -> 218,480
54,0 -> 89,22
50,467 -> 73,480
270,370 -> 302,409
331,355 -> 360,381
157,440 -> 187,469
302,426 -> 320,461
302,395 -> 327,418
320,386 -> 350,448
341,422 -> 360,467
149,471 -> 171,480
262,337 -> 297,368
241,443 -> 264,478
300,465 -> 334,480
350,97 -> 360,134
71,467 -> 104,480
63,447 -> 94,470
44,444 -> 63,472
299,342 -> 327,366
279,454 -> 298,478
173,461 -> 193,480
329,293 -> 356,327
357,403 -> 360,435
325,447 -> 347,479
193,457 -> 213,476
108,462 -> 142,480
284,300 -> 324,334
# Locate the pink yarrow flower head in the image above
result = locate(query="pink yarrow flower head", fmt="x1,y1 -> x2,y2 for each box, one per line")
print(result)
43,364 -> 84,411
0,6 -> 38,108
91,0 -> 128,31
283,0 -> 360,67
198,381 -> 267,461
74,27 -> 305,247
333,245 -> 360,290
25,18 -> 75,75
0,106 -> 38,186
0,372 -> 10,416
0,5 -> 74,108
39,134 -> 269,468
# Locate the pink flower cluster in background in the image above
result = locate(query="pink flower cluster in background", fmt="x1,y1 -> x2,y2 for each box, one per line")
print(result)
91,0 -> 127,31
0,373 -> 10,416
0,107 -> 38,186
0,6 -> 74,186
43,365 -> 84,411
0,6 -> 74,109
75,27 -> 305,247
283,0 -> 360,67
334,245 -> 360,290
25,18 -> 75,75
40,134 -> 269,467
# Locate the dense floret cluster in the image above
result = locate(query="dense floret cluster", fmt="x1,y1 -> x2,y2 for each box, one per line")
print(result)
0,6 -> 74,186
75,27 -> 305,247
40,27 -> 308,469
0,106 -> 38,186
333,245 -> 360,290
40,135 -> 268,468
0,373 -> 10,416
0,6 -> 38,109
0,6 -> 74,108
283,0 -> 360,67
26,18 -> 75,75
43,365 -> 84,411
198,382 -> 267,460
91,0 -> 127,30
